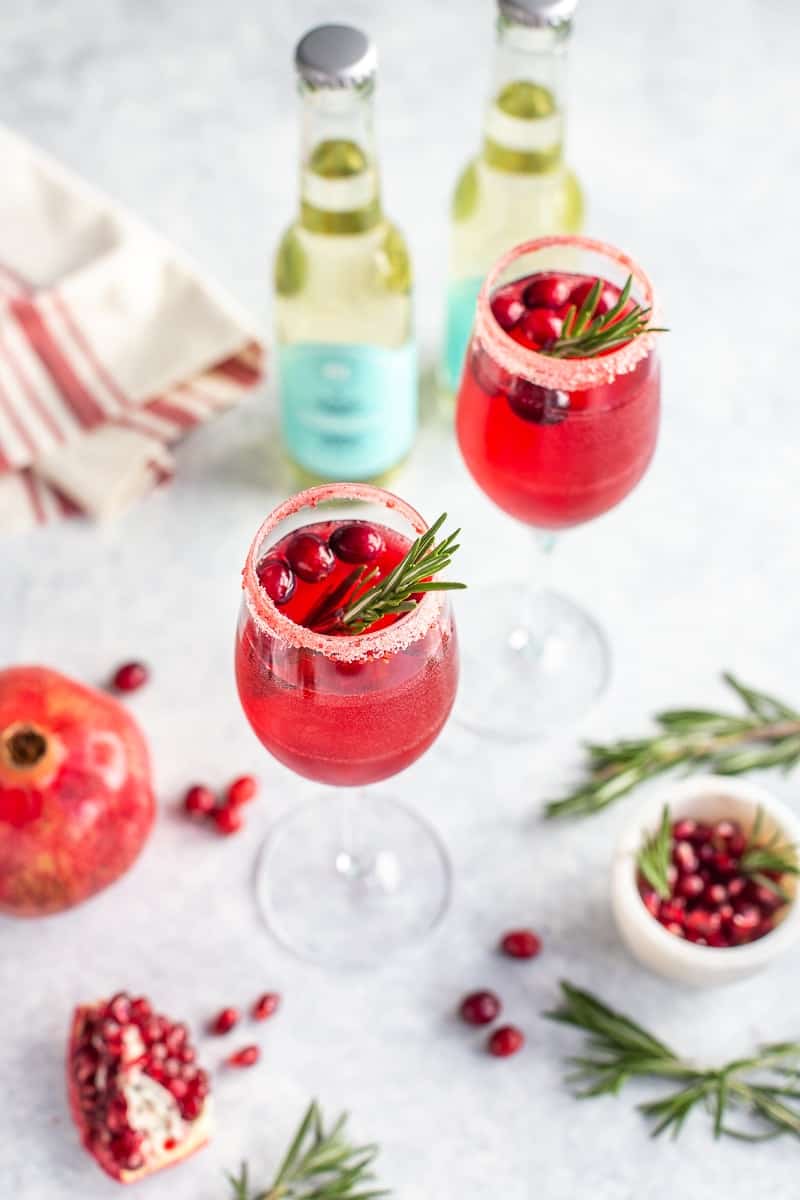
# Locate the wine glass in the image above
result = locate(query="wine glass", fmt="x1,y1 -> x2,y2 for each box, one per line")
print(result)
455,235 -> 661,739
235,483 -> 460,966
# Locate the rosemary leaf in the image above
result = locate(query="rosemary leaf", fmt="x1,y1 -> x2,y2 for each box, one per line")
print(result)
541,274 -> 666,360
636,806 -> 672,898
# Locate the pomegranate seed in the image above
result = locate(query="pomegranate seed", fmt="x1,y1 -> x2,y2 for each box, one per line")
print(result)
758,917 -> 776,938
522,274 -> 573,309
714,819 -> 741,841
286,532 -> 335,583
704,882 -> 728,906
130,997 -> 151,1023
211,1007 -> 240,1035
707,930 -> 730,948
659,901 -> 686,926
168,1078 -> 188,1100
214,805 -> 244,836
487,1026 -> 525,1058
676,873 -> 705,900
727,876 -> 747,898
459,990 -> 502,1026
507,381 -> 569,425
184,784 -> 216,817
660,920 -> 685,938
672,818 -> 697,840
712,852 -> 737,878
256,556 -> 296,606
330,522 -> 385,564
227,775 -> 257,806
149,1041 -> 168,1062
180,1046 -> 196,1064
491,289 -> 526,331
500,929 -> 542,959
684,908 -> 722,938
750,883 -> 783,912
673,841 -> 699,875
182,1093 -> 203,1120
252,992 -> 281,1021
640,886 -> 660,917
112,661 -> 149,692
731,904 -> 761,933
698,842 -> 715,864
520,307 -> 563,347
228,1045 -> 260,1068
106,993 -> 131,1024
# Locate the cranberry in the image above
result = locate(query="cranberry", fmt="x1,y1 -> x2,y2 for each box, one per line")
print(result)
211,1007 -> 239,1035
507,381 -> 569,425
488,1026 -> 525,1058
491,288 -> 526,331
673,841 -> 698,875
519,307 -> 563,347
228,1045 -> 260,1068
256,556 -> 296,606
500,929 -> 542,959
286,533 -> 335,583
330,522 -> 385,564
184,784 -> 216,817
523,274 -> 573,309
568,278 -> 620,317
253,992 -> 281,1021
460,990 -> 502,1026
112,661 -> 149,692
214,805 -> 244,836
676,873 -> 705,900
227,775 -> 257,806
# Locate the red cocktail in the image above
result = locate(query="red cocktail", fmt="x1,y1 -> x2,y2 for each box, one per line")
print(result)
235,483 -> 460,965
454,236 -> 661,738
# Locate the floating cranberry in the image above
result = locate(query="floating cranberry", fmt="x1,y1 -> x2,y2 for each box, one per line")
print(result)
228,1045 -> 260,1068
211,1007 -> 240,1035
256,556 -> 296,606
487,1026 -> 525,1058
491,287 -> 526,331
523,274 -> 573,309
112,662 -> 149,692
568,278 -> 620,317
507,381 -> 569,425
286,533 -> 335,583
214,806 -> 244,836
330,522 -> 385,564
184,784 -> 216,817
459,990 -> 502,1026
500,929 -> 542,959
519,307 -> 563,347
253,992 -> 281,1021
227,775 -> 257,806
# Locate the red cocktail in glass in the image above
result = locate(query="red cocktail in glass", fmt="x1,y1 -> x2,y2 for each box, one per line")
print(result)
236,483 -> 460,965
455,236 -> 661,738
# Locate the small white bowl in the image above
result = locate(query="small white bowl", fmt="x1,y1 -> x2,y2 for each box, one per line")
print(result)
611,775 -> 800,987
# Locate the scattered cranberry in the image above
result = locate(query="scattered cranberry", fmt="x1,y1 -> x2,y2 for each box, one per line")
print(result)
228,1045 -> 260,1068
252,992 -> 281,1021
459,990 -> 502,1026
183,784 -> 216,817
500,929 -> 542,959
487,1026 -> 525,1058
286,532 -> 335,583
211,1007 -> 240,1035
507,381 -> 569,425
329,521 -> 385,564
227,775 -> 257,806
520,307 -> 563,347
112,661 -> 149,692
522,274 -> 573,310
214,806 -> 244,836
491,288 -> 526,331
256,556 -> 296,606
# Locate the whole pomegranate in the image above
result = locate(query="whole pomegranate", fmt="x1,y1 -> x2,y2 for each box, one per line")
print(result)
0,666 -> 155,916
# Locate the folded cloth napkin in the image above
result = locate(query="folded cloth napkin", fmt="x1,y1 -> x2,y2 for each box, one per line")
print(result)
0,125 -> 263,534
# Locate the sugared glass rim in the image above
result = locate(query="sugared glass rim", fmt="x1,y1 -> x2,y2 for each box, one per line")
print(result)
475,235 -> 659,390
242,483 -> 444,662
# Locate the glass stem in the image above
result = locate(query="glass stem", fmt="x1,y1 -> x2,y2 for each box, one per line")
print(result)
334,789 -> 401,894
508,530 -> 557,652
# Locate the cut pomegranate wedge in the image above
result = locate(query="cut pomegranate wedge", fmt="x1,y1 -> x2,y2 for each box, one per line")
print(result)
67,992 -> 212,1183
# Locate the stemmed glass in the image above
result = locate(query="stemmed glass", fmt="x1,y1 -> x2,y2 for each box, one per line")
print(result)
235,483 -> 460,966
455,235 -> 661,739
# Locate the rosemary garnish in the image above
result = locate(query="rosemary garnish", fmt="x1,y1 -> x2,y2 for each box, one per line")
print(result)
547,981 -> 800,1141
337,512 -> 465,633
226,1100 -> 390,1200
546,672 -> 800,819
636,806 -> 672,899
542,274 -> 666,359
740,807 -> 799,901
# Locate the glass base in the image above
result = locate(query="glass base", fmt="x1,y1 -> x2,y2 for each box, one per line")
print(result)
256,794 -> 451,967
455,583 -> 610,741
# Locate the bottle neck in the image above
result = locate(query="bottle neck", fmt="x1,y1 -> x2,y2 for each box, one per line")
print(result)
482,17 -> 570,174
298,82 -> 382,235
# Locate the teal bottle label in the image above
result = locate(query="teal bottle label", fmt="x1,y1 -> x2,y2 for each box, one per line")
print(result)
443,275 -> 484,393
279,341 -> 417,479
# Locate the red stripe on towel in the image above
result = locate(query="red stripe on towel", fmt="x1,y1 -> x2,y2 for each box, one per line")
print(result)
9,298 -> 105,429
0,370 -> 38,458
49,291 -> 132,409
147,397 -> 198,430
0,329 -> 66,446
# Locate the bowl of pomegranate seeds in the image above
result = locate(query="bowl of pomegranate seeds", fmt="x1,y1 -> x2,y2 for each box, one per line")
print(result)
611,775 -> 800,986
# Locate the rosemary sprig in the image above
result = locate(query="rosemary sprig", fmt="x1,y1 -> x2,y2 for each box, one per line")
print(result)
226,1100 -> 390,1200
338,512 -> 465,633
740,807 -> 799,900
542,274 -> 666,359
546,981 -> 800,1141
546,672 -> 800,819
636,805 -> 672,899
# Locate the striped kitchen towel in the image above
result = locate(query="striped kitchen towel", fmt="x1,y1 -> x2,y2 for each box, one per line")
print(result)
0,125 -> 263,534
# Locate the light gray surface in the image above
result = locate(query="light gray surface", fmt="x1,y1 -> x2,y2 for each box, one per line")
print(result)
2,0 -> 800,1195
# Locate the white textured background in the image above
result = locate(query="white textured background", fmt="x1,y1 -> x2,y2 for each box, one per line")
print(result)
3,0 -> 800,1196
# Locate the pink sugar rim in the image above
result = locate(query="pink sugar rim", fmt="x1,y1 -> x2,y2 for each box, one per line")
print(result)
475,235 -> 659,391
242,482 -> 446,662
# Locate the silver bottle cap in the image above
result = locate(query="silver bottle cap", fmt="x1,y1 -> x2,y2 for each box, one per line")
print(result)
295,24 -> 377,89
499,0 -> 577,27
